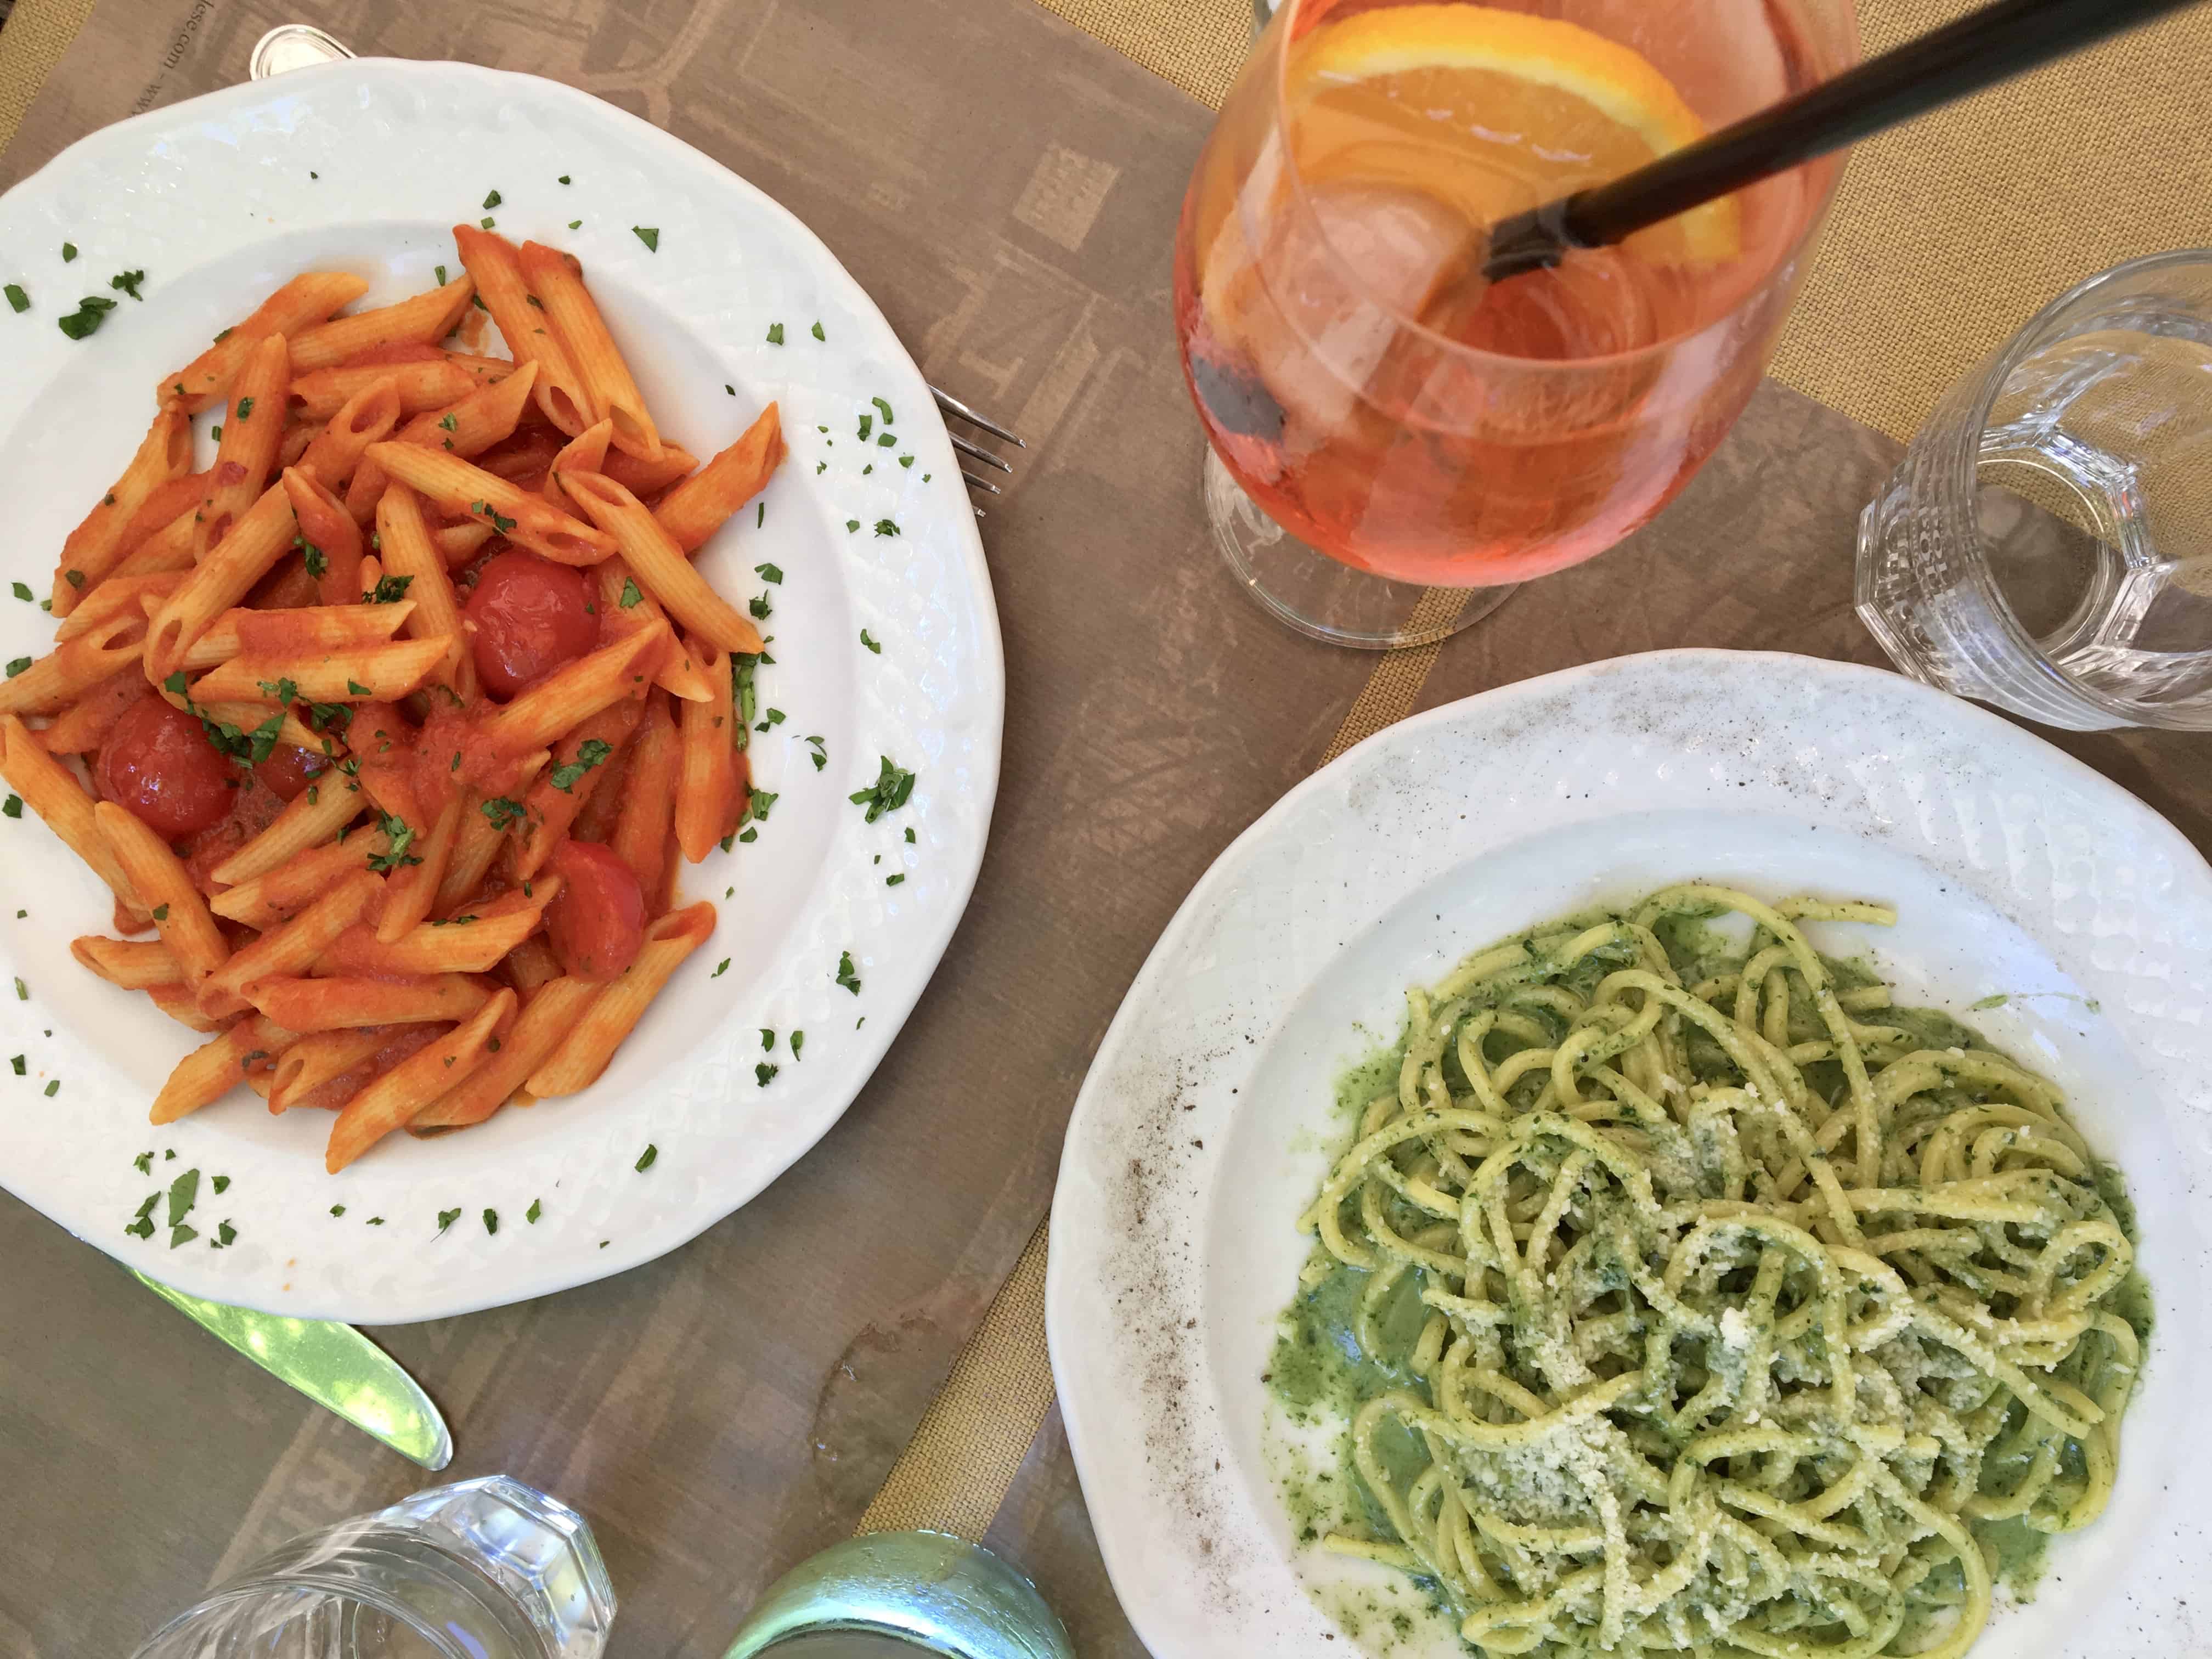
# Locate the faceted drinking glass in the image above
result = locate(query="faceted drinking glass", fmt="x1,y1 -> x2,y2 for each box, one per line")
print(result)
1858,250 -> 2212,730
1175,0 -> 1859,648
130,1476 -> 615,1659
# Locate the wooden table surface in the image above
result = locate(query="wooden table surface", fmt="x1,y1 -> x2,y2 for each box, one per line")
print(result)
4,3 -> 2208,1657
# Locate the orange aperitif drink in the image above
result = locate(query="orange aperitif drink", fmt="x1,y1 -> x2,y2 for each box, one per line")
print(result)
1177,0 -> 1858,642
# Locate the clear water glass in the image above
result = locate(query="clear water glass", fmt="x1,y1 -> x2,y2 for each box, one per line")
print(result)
1857,250 -> 2212,729
131,1476 -> 616,1659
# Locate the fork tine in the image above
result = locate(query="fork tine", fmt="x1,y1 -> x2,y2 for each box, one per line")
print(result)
950,434 -> 1014,475
960,469 -> 1005,496
931,386 -> 1027,449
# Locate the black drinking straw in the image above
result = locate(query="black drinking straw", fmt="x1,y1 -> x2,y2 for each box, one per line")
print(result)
1481,0 -> 2207,282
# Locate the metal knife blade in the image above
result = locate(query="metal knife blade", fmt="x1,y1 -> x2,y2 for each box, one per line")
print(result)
133,1271 -> 452,1470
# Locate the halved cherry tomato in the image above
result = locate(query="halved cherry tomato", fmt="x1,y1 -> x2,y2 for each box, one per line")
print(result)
95,695 -> 239,838
252,743 -> 332,803
545,840 -> 646,982
464,550 -> 597,700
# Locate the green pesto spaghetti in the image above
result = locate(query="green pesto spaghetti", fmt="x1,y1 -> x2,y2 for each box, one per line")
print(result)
1279,885 -> 2146,1659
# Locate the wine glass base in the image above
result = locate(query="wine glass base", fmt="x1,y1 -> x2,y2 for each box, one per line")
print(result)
1205,449 -> 1513,650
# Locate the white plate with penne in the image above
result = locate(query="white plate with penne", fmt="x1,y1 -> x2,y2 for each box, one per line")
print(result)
0,60 -> 1002,1321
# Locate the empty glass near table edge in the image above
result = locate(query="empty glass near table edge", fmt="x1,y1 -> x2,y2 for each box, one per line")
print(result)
130,1476 -> 615,1659
1268,884 -> 2147,1658
721,1531 -> 1074,1659
1858,250 -> 2212,731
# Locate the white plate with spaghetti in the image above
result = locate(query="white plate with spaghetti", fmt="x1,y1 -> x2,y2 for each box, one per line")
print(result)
0,60 -> 1001,1322
1048,651 -> 2212,1659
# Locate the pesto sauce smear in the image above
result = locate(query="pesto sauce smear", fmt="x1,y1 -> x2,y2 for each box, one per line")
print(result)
1265,892 -> 2154,1657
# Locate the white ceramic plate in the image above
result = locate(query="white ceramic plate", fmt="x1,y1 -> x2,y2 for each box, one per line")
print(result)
0,61 -> 1002,1322
1048,651 -> 2212,1659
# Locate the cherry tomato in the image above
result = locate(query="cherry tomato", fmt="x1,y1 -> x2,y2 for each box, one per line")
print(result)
464,551 -> 597,700
545,840 -> 646,982
95,695 -> 239,839
252,743 -> 332,803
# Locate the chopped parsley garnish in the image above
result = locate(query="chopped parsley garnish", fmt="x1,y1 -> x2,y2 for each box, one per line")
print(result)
481,216 -> 496,230
836,951 -> 861,995
169,1223 -> 196,1248
568,218 -> 584,230
208,427 -> 222,442
746,789 -> 778,823
167,1167 -> 199,1228
871,396 -> 894,426
298,538 -> 328,578
469,501 -> 517,535
527,1198 -> 542,1224
483,1208 -> 499,1235
10,582 -> 30,601
304,700 -> 352,735
766,323 -> 786,345
483,189 -> 503,210
877,433 -> 896,448
215,1220 -> 236,1248
754,562 -> 783,584
481,796 -> 526,831
2,795 -> 20,819
756,1062 -> 778,1086
632,226 -> 660,252
258,677 -> 300,706
886,873 -> 905,887
54,294 -> 116,338
110,269 -> 146,301
845,519 -> 860,533
711,958 -> 730,978
330,1203 -> 346,1217
61,243 -> 77,263
860,628 -> 881,654
9,1055 -> 22,1074
549,738 -> 614,792
3,284 -> 27,314
134,1152 -> 153,1176
635,1143 -> 658,1172
811,320 -> 825,341
439,412 -> 459,432
619,578 -> 643,608
857,413 -> 873,442
3,658 -> 27,679
437,1207 -> 462,1235
363,574 -> 415,604
874,518 -> 901,537
346,679 -> 373,697
849,754 -> 917,822
791,1031 -> 805,1059
805,735 -> 827,771
64,569 -> 84,588
212,1175 -> 230,1193
368,812 -> 422,873
748,591 -> 772,620
558,174 -> 572,185
151,905 -> 170,922
904,827 -> 916,844
125,1193 -> 157,1240
234,394 -> 255,420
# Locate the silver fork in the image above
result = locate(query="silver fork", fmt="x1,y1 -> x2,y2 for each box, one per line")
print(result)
251,25 -> 1026,513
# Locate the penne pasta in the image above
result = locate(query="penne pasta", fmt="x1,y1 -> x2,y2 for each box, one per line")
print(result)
657,403 -> 785,552
281,467 -> 369,607
95,802 -> 230,983
527,904 -> 715,1094
35,669 -> 148,755
441,349 -> 522,383
151,1016 -> 300,1125
594,555 -> 712,702
518,241 -> 661,460
246,973 -> 490,1033
287,276 -> 477,371
292,359 -> 477,419
500,935 -> 564,997
268,1028 -> 393,1114
197,869 -> 382,1020
610,690 -> 680,898
374,484 -> 476,698
296,375 -> 402,496
278,417 -> 324,471
71,936 -> 184,990
194,333 -> 292,562
161,272 -> 368,414
512,701 -> 642,881
543,418 -> 613,504
435,753 -> 547,910
674,637 -> 741,864
435,521 -> 496,567
110,509 -> 200,581
325,988 -> 516,1170
111,472 -> 212,561
320,881 -> 558,977
210,828 -> 392,929
410,975 -> 601,1129
143,478 -> 299,678
557,471 -> 763,654
148,983 -> 227,1033
0,716 -> 145,918
188,636 -> 449,704
52,409 -> 192,616
57,571 -> 185,642
452,227 -> 594,434
602,443 -> 699,499
485,620 -> 668,758
182,600 -> 412,672
362,442 -> 616,566
375,789 -> 465,941
0,612 -> 146,719
346,360 -> 541,522
208,772 -> 369,885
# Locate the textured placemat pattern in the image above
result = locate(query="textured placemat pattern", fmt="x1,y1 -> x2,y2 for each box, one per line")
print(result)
0,0 -> 97,155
